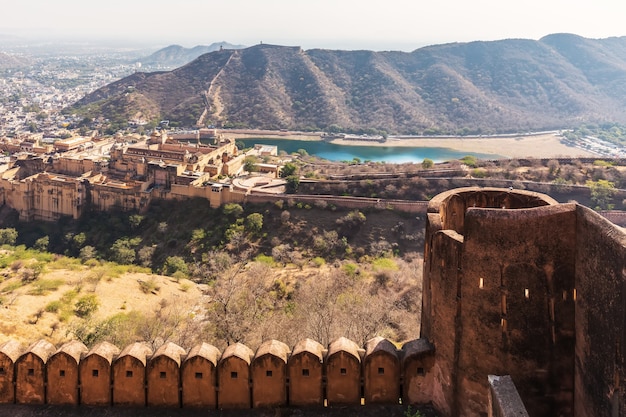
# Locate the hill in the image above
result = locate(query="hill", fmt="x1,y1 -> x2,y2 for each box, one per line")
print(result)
69,34 -> 626,134
0,51 -> 31,69
138,41 -> 246,70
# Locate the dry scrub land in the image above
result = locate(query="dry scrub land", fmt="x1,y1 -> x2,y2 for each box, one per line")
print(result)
0,256 -> 201,346
0,205 -> 425,352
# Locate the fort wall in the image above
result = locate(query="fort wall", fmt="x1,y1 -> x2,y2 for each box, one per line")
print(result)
574,205 -> 626,417
422,187 -> 626,417
0,337 -> 435,409
244,192 -> 429,213
458,203 -> 576,416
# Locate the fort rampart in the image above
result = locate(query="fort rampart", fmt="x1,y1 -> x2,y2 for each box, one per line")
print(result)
0,336 -> 435,409
422,187 -> 626,417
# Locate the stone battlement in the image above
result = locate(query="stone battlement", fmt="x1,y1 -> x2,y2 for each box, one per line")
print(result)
422,187 -> 626,417
0,336 -> 434,409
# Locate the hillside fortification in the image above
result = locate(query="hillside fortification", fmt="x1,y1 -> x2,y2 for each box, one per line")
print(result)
0,187 -> 625,417
422,187 -> 626,416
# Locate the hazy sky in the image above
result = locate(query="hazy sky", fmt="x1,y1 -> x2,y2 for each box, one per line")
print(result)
4,0 -> 626,51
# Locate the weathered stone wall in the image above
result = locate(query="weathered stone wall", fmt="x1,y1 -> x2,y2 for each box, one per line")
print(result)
459,204 -> 576,417
422,188 -> 577,416
421,227 -> 463,416
51,157 -> 99,177
574,205 -> 626,417
423,187 -> 626,417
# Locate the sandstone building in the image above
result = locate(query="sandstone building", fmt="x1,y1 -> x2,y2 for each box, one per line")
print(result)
0,131 -> 245,222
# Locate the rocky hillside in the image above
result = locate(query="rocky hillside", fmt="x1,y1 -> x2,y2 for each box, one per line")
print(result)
69,34 -> 626,134
138,41 -> 246,69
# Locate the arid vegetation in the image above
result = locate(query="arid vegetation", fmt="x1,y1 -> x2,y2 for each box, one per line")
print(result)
1,153 -> 625,352
0,197 -> 424,351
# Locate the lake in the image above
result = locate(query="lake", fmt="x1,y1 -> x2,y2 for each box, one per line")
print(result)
239,138 -> 500,163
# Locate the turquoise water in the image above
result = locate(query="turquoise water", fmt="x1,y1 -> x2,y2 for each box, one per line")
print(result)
239,138 -> 500,163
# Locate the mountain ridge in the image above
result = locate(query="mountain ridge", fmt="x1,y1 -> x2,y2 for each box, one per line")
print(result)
138,41 -> 246,69
69,34 -> 626,134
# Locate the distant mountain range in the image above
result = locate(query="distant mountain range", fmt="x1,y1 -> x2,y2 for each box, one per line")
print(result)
70,34 -> 626,134
138,42 -> 246,69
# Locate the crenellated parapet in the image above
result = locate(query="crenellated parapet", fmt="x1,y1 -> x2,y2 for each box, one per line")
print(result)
0,337 -> 435,409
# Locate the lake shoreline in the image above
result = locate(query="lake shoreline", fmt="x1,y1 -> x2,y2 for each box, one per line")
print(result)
220,130 -> 595,159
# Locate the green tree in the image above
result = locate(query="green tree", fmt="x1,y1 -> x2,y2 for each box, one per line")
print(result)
72,232 -> 87,249
421,158 -> 434,169
129,214 -> 144,230
34,236 -> 49,251
244,156 -> 258,173
337,210 -> 366,229
285,175 -> 300,193
587,179 -> 616,210
79,246 -> 97,263
460,155 -> 478,168
280,162 -> 298,178
75,294 -> 99,318
224,224 -> 245,250
110,238 -> 139,265
163,256 -> 189,276
245,213 -> 264,234
223,203 -> 243,218
0,228 -> 18,245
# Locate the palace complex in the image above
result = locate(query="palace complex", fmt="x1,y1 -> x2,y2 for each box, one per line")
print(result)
0,131 -> 245,221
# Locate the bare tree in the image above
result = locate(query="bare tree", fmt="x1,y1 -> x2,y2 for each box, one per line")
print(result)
203,260 -> 273,347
